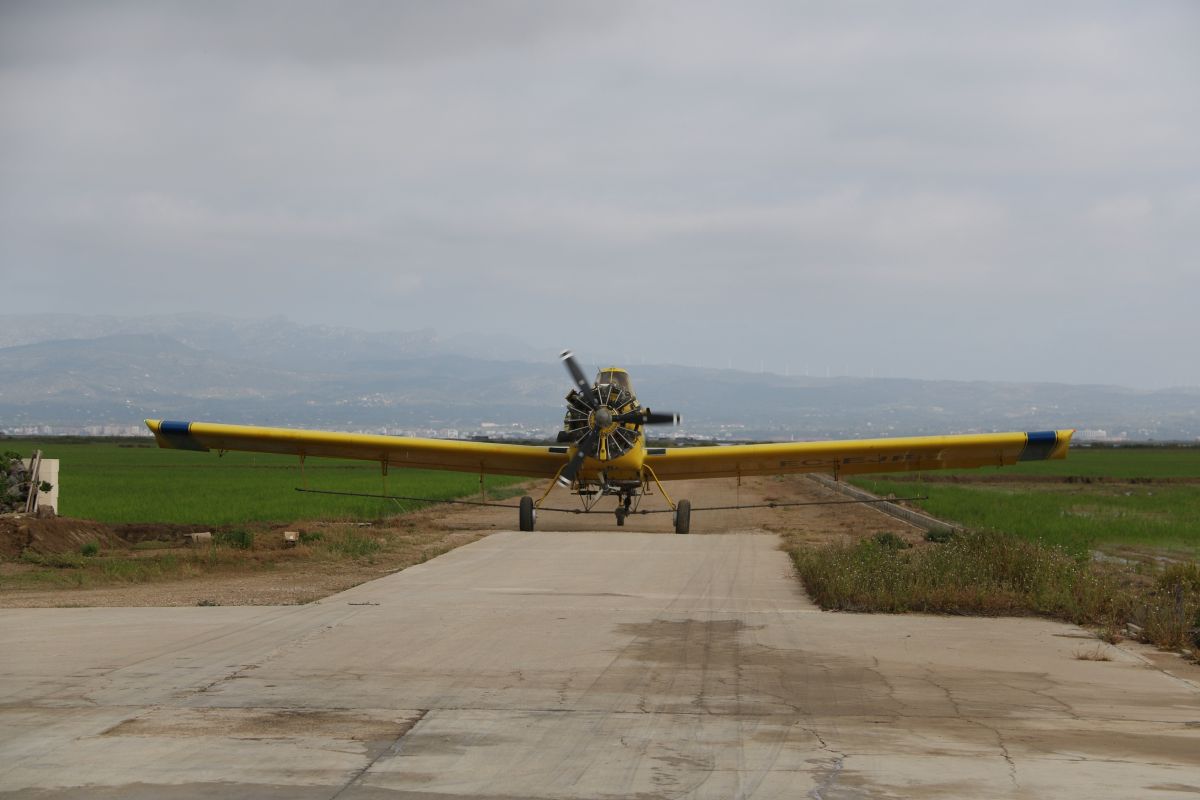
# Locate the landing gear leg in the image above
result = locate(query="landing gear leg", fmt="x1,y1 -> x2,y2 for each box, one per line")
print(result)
519,496 -> 536,532
614,494 -> 632,527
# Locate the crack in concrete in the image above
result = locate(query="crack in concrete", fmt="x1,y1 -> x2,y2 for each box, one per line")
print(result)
327,709 -> 428,800
864,657 -> 911,717
808,753 -> 846,800
922,668 -> 965,718
796,722 -> 849,800
975,718 -> 1020,791
996,677 -> 1082,720
924,668 -> 1020,791
191,616 -> 356,697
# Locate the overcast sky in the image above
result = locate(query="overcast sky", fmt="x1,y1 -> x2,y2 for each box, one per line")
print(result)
2,1 -> 1197,388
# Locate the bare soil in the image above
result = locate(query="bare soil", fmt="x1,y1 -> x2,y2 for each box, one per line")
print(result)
0,475 -> 912,607
0,515 -> 124,560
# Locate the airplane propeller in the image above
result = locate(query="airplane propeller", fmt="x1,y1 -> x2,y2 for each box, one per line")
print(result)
612,408 -> 680,426
557,429 -> 596,487
556,350 -> 679,487
560,350 -> 600,408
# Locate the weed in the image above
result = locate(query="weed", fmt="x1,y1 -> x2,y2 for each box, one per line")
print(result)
1073,645 -> 1113,661
1097,623 -> 1124,644
872,532 -> 911,550
21,550 -> 85,569
132,540 -> 176,551
80,541 -> 99,557
324,529 -> 382,559
215,529 -> 254,550
1157,562 -> 1200,594
791,530 -> 1127,622
299,530 -> 323,544
1131,583 -> 1199,651
925,529 -> 957,544
790,530 -> 1200,652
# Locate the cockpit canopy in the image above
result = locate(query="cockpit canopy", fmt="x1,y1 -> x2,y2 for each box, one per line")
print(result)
596,367 -> 632,395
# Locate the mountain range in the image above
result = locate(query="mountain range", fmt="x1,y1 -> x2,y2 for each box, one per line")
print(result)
2,314 -> 1197,441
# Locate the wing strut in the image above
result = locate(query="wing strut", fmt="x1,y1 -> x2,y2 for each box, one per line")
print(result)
641,464 -> 677,511
536,463 -> 570,509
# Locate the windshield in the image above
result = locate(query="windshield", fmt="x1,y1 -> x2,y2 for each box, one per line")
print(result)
596,369 -> 630,391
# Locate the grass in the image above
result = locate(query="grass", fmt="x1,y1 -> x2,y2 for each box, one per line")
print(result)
1073,645 -> 1113,661
131,540 -> 176,551
930,445 -> 1200,479
214,529 -> 254,549
3,438 -> 525,524
791,530 -> 1127,621
789,530 -> 1199,651
849,447 -> 1200,556
0,436 -> 529,597
849,479 -> 1200,555
323,529 -> 382,558
20,551 -> 86,569
792,446 -> 1200,654
1,519 -> 470,593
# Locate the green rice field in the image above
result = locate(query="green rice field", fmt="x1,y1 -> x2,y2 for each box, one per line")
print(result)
4,438 -> 526,525
933,445 -> 1200,479
852,446 -> 1200,556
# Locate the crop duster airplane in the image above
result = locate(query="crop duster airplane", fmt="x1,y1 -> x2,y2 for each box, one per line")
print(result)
146,350 -> 1074,534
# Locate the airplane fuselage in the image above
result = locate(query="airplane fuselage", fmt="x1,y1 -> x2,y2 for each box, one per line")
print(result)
577,440 -> 645,483
566,365 -> 650,486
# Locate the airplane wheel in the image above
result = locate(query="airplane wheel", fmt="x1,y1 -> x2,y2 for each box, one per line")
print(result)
615,508 -> 626,526
674,499 -> 691,535
519,496 -> 536,532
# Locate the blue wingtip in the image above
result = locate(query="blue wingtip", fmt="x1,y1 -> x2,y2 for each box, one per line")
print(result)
157,420 -> 209,452
1018,430 -> 1059,461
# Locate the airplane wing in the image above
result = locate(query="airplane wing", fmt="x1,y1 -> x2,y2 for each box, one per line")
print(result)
145,420 -> 569,478
643,429 -> 1074,481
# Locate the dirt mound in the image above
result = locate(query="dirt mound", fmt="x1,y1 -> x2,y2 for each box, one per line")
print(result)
0,515 -> 123,559
110,522 -> 206,545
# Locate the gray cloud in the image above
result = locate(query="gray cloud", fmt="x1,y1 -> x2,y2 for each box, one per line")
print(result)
2,1 -> 1197,388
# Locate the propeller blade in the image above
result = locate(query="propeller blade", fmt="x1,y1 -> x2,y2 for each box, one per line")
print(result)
642,410 -> 680,425
612,408 -> 680,426
560,350 -> 597,408
556,429 -> 596,487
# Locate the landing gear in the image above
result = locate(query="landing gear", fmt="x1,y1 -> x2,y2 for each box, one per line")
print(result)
614,494 -> 632,527
673,499 -> 691,535
519,496 -> 536,532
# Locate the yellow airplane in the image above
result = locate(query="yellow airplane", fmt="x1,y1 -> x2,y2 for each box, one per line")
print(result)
146,350 -> 1074,534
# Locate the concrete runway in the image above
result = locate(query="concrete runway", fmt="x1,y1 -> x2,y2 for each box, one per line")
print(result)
2,531 -> 1198,798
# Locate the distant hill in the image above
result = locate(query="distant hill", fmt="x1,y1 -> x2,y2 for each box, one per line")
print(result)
0,313 -> 545,368
2,314 -> 1198,440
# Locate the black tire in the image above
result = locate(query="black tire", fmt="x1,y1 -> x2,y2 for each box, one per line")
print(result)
519,496 -> 536,532
615,508 -> 626,527
674,499 -> 691,535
